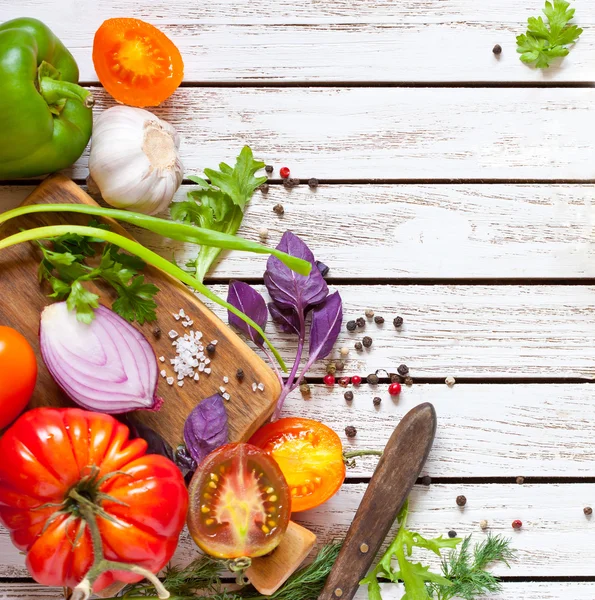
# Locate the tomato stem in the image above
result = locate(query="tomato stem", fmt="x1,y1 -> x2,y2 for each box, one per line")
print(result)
68,489 -> 170,600
342,450 -> 383,459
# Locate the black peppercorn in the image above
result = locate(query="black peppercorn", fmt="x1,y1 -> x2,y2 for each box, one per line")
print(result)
300,383 -> 311,396
374,316 -> 384,324
283,178 -> 293,189
362,336 -> 373,348
367,373 -> 379,385
345,425 -> 357,438
421,475 -> 432,486
344,391 -> 354,402
456,495 -> 467,507
316,260 -> 330,277
393,316 -> 404,328
288,177 -> 300,187
335,360 -> 345,372
356,317 -> 366,328
206,343 -> 216,354
273,203 -> 284,215
405,376 -> 413,386
373,396 -> 382,406
584,507 -> 593,516
308,178 -> 319,188
355,341 -> 363,351
448,530 -> 457,539
397,364 -> 409,376
516,476 -> 525,485
346,320 -> 357,332
260,183 -> 270,194
493,44 -> 502,55
265,165 -> 274,173
390,373 -> 401,383
152,325 -> 161,339
236,368 -> 244,380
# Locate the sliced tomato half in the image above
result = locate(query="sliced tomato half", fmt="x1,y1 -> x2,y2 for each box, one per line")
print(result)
187,443 -> 290,559
249,418 -> 346,512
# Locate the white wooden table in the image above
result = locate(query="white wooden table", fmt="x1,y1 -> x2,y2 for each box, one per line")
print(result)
2,1 -> 595,598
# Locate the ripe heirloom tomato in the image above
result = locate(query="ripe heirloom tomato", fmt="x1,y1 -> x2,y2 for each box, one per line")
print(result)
0,326 -> 37,429
0,408 -> 188,592
93,18 -> 184,107
187,443 -> 290,559
249,418 -> 346,512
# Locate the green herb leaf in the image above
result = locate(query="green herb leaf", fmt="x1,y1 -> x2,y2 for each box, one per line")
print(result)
111,276 -> 159,324
66,280 -> 99,324
517,0 -> 582,68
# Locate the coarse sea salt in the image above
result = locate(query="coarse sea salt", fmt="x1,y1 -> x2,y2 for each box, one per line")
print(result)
167,376 -> 174,385
159,356 -> 165,362
257,383 -> 265,392
252,383 -> 257,392
223,392 -> 231,401
160,370 -> 166,378
223,376 -> 229,384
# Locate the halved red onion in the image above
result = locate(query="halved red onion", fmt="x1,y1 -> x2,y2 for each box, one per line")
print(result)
40,302 -> 162,413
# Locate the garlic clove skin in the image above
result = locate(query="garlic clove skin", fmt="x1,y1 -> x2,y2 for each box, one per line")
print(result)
89,106 -> 184,216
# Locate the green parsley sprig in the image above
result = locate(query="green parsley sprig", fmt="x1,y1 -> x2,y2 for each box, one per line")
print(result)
517,0 -> 582,68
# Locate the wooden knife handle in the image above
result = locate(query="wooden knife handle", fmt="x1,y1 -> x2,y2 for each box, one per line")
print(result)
319,402 -> 437,600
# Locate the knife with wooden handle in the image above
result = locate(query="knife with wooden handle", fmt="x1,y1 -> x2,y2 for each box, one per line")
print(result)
319,402 -> 437,600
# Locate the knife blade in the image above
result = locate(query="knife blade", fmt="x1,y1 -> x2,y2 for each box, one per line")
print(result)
318,402 -> 437,600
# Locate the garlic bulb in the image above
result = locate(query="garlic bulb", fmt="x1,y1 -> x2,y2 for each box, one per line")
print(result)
89,106 -> 184,215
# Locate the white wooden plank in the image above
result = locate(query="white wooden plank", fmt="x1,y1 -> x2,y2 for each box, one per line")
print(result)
2,1 -> 595,82
5,183 -> 595,280
4,484 -> 590,577
54,87 -> 595,180
202,284 -> 595,379
280,384 -> 595,478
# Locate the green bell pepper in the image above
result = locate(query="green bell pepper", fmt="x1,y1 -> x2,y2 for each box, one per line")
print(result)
0,18 -> 94,179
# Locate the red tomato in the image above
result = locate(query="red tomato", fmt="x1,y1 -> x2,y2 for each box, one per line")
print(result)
0,408 -> 188,592
249,418 -> 346,512
0,326 -> 37,428
187,443 -> 290,559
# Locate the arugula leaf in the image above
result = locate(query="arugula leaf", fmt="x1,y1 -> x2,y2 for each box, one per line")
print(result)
517,0 -> 582,68
171,146 -> 267,281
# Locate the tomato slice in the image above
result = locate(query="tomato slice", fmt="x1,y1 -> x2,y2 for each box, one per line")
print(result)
249,418 -> 346,513
93,18 -> 184,107
187,443 -> 290,559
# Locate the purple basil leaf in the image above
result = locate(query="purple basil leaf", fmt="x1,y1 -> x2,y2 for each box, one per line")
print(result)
184,394 -> 229,464
123,416 -> 175,463
264,231 -> 328,314
316,260 -> 330,277
227,280 -> 268,346
309,291 -> 343,362
268,302 -> 301,336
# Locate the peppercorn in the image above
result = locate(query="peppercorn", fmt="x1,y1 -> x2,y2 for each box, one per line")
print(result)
448,530 -> 457,539
516,476 -> 525,485
336,360 -> 345,372
344,391 -> 354,402
206,343 -> 216,354
397,364 -> 409,376
374,316 -> 385,325
323,374 -> 335,386
339,376 -> 350,387
300,383 -> 311,396
273,203 -> 284,215
265,165 -> 274,174
283,178 -> 293,189
346,320 -> 357,332
584,507 -> 593,516
493,44 -> 502,55
259,228 -> 269,240
389,373 -> 400,383
236,368 -> 245,381
362,336 -> 373,348
456,495 -> 467,507
355,341 -> 363,351
260,183 -> 270,194
512,520 -> 523,530
421,475 -> 432,486
365,309 -> 374,318
405,376 -> 413,386
356,317 -> 366,328
290,177 -> 301,187
445,376 -> 456,387
280,166 -> 290,178
480,520 -> 489,530
373,396 -> 382,406
340,347 -> 349,357
393,316 -> 404,328
352,375 -> 362,386
388,382 -> 402,396
308,177 -> 319,188
367,373 -> 379,385
326,362 -> 337,375
152,325 -> 161,339
316,260 -> 330,277
345,425 -> 357,438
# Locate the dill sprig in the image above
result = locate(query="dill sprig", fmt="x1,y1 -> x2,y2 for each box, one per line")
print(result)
428,534 -> 516,600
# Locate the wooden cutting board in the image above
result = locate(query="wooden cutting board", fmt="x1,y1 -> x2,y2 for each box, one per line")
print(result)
0,174 -> 281,447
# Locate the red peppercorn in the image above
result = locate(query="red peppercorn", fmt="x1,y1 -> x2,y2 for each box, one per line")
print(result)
280,166 -> 290,178
512,520 -> 523,530
351,375 -> 362,386
323,374 -> 335,386
388,382 -> 402,396
339,376 -> 350,387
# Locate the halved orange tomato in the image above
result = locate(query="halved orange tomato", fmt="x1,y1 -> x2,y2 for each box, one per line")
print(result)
187,443 -> 291,559
249,418 -> 346,512
93,18 -> 184,107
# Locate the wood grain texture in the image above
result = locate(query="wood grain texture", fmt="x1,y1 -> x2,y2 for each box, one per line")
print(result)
0,176 -> 281,447
3,483 -> 594,577
2,1 -> 595,82
203,284 -> 595,379
48,87 -> 595,181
